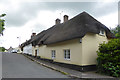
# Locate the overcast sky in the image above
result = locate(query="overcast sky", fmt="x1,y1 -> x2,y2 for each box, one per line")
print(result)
0,0 -> 119,49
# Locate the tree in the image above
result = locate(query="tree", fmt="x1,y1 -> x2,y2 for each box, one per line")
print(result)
0,14 -> 6,36
111,25 -> 120,38
0,47 -> 6,52
97,39 -> 120,77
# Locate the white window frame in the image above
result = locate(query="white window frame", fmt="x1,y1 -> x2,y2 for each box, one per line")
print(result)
64,49 -> 70,60
51,50 -> 56,59
99,30 -> 104,35
37,49 -> 39,55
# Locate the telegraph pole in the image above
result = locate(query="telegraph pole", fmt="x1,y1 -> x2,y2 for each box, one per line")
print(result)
17,37 -> 21,46
60,11 -> 63,21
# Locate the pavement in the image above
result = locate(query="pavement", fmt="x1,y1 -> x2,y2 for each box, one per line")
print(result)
2,53 -> 69,78
21,53 -> 120,80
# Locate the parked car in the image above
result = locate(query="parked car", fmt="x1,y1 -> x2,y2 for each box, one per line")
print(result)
11,49 -> 17,53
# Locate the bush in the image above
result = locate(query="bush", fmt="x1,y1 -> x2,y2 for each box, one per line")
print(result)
97,39 -> 120,77
0,47 -> 5,52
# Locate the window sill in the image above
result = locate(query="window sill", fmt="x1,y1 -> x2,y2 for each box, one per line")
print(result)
64,58 -> 70,60
99,33 -> 105,36
51,57 -> 55,59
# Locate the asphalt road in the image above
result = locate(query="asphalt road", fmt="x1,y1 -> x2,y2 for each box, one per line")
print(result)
2,53 -> 68,78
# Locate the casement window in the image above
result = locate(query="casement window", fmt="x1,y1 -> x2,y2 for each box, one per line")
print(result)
64,49 -> 70,60
99,30 -> 104,35
51,50 -> 56,59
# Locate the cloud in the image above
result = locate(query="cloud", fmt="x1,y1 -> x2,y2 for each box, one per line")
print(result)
92,2 -> 118,17
97,12 -> 118,28
5,2 -> 40,27
0,2 -> 118,27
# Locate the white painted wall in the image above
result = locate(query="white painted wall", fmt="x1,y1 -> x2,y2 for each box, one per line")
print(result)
23,44 -> 32,55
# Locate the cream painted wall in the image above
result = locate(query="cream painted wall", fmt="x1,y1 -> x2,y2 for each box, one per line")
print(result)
32,46 -> 34,56
32,45 -> 39,56
39,39 -> 82,65
82,33 -> 108,66
38,45 -> 46,58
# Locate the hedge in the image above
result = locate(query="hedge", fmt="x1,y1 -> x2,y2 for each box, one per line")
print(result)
97,39 -> 120,77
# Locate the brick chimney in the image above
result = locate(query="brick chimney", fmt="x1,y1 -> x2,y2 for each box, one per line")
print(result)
31,33 -> 36,38
55,18 -> 61,25
64,15 -> 68,22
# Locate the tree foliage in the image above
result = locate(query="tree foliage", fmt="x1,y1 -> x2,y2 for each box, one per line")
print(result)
0,47 -> 6,52
97,39 -> 120,77
111,25 -> 120,38
0,14 -> 6,36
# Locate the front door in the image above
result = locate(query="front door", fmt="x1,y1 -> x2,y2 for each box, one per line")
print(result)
35,50 -> 37,57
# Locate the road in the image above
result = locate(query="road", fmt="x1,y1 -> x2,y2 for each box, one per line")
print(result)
2,53 -> 68,78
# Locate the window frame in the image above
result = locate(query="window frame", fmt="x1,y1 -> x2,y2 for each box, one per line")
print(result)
51,50 -> 56,59
64,49 -> 70,60
99,30 -> 104,35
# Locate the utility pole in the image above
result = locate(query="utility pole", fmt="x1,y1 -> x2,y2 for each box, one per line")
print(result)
60,11 -> 63,21
17,37 -> 21,46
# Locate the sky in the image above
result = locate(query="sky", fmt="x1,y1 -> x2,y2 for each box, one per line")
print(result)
0,0 -> 119,49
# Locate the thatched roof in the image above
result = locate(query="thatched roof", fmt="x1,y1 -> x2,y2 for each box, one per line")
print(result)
20,39 -> 32,50
23,11 -> 115,47
31,30 -> 46,46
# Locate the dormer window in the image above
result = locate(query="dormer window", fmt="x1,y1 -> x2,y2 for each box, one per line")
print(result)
99,30 -> 104,35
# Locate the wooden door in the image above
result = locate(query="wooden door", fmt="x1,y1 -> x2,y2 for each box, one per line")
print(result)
35,50 -> 37,57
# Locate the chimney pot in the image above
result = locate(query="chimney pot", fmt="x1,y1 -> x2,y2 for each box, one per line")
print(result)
55,18 -> 61,25
64,15 -> 69,22
31,33 -> 36,38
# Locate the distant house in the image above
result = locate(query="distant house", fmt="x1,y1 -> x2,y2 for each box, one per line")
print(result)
21,33 -> 36,55
7,47 -> 13,53
21,12 -> 114,71
14,46 -> 22,53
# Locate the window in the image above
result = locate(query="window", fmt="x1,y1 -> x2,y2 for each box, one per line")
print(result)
37,49 -> 39,55
80,38 -> 82,43
51,50 -> 56,59
64,49 -> 70,60
99,30 -> 104,35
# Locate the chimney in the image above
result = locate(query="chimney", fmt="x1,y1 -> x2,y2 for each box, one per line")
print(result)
64,15 -> 68,22
31,33 -> 36,38
55,18 -> 61,25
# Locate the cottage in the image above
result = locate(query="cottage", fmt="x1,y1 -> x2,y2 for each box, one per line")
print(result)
21,12 -> 114,71
21,33 -> 36,55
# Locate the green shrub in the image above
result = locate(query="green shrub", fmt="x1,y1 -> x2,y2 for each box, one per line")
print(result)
97,39 -> 120,77
0,47 -> 5,52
